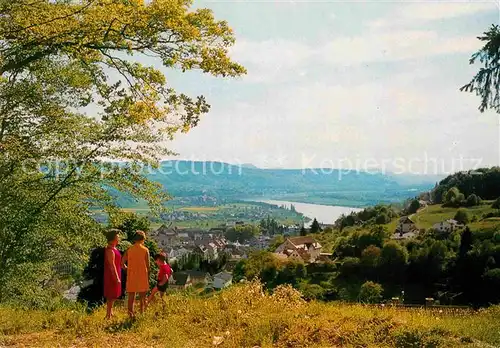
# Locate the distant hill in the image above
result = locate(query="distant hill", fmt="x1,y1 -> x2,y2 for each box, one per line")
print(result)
115,161 -> 439,208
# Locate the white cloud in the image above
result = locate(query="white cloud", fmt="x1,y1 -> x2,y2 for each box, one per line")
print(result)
230,30 -> 481,83
320,30 -> 481,65
367,2 -> 496,30
228,1 -> 494,84
399,2 -> 495,21
229,39 -> 312,82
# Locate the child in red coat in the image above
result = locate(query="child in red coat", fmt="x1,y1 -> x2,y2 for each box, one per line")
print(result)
148,252 -> 172,304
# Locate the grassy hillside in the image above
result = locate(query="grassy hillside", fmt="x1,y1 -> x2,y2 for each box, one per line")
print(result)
1,282 -> 499,348
412,203 -> 500,230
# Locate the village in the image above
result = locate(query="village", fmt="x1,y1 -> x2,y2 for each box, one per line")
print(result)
154,205 -> 468,294
151,221 -> 333,291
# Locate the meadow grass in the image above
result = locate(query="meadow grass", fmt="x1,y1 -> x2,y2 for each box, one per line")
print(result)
412,204 -> 497,230
1,282 -> 499,348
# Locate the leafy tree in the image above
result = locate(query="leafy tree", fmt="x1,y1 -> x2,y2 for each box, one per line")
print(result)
356,226 -> 387,252
310,218 -> 321,234
466,194 -> 481,207
239,251 -> 279,283
359,281 -> 383,304
335,204 -> 398,229
0,0 -> 244,302
425,240 -> 449,281
361,245 -> 381,268
379,241 -> 409,282
276,260 -> 306,287
339,257 -> 361,277
259,216 -> 279,235
110,212 -> 151,242
224,224 -> 259,243
375,213 -> 390,225
454,209 -> 470,225
443,187 -> 461,205
407,199 -> 421,214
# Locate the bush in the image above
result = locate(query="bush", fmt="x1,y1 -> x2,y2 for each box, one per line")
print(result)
361,245 -> 381,268
407,199 -> 420,214
359,281 -> 383,303
375,213 -> 390,225
443,187 -> 461,205
2,263 -> 75,310
393,329 -> 445,347
454,209 -> 470,224
298,282 -> 326,301
466,194 -> 481,207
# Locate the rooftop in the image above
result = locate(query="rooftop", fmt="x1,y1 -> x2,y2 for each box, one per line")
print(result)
288,236 -> 318,246
214,272 -> 233,282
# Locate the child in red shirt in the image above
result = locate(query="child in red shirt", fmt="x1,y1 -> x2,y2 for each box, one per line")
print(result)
148,252 -> 172,304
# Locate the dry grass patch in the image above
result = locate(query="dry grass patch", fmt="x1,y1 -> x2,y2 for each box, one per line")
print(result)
1,282 -> 499,347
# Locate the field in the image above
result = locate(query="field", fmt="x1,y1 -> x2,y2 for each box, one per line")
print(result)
1,282 -> 499,348
412,204 -> 500,230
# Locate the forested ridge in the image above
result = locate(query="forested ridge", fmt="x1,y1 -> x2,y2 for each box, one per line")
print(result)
431,167 -> 500,203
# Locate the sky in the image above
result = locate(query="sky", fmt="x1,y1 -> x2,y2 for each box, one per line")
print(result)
158,0 -> 500,175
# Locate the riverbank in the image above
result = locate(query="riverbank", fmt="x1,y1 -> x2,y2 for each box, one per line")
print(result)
250,199 -> 363,226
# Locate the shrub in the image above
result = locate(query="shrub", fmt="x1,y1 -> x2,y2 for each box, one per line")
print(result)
454,209 -> 470,224
466,194 -> 481,207
443,187 -> 461,204
375,213 -> 390,225
358,281 -> 383,303
393,328 -> 445,347
271,284 -> 304,306
361,245 -> 381,268
407,199 -> 420,214
298,282 -> 326,301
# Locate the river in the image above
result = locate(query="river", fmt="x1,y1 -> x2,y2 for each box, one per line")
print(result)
252,199 -> 363,226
